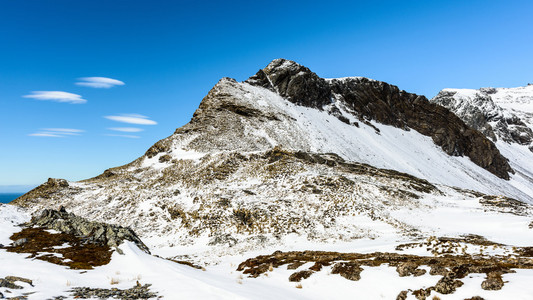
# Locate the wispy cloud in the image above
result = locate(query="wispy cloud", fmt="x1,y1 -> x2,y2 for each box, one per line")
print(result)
104,134 -> 140,139
108,127 -> 144,132
104,114 -> 157,125
28,133 -> 63,137
23,91 -> 86,104
29,128 -> 84,137
76,77 -> 125,88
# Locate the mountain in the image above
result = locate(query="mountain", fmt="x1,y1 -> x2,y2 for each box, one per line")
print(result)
5,59 -> 533,299
432,84 -> 533,202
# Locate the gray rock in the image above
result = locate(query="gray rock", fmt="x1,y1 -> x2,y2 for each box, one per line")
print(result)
208,233 -> 237,247
432,89 -> 533,147
481,272 -> 504,290
0,279 -> 22,289
5,276 -> 32,287
12,238 -> 27,247
246,59 -> 512,180
29,207 -> 150,254
70,283 -> 157,299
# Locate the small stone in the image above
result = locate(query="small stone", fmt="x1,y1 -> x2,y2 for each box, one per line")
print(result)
288,270 -> 313,282
434,275 -> 463,294
12,238 -> 28,247
0,278 -> 23,289
5,276 -> 33,287
396,262 -> 422,277
396,290 -> 408,300
481,272 -> 504,290
331,262 -> 363,281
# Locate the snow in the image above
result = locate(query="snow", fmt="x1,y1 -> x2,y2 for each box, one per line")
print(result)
212,81 -> 533,203
2,203 -> 533,299
491,84 -> 533,113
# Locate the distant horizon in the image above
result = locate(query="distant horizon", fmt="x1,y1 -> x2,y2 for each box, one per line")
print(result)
0,185 -> 37,194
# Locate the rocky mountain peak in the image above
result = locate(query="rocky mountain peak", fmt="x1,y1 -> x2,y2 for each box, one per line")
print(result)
246,58 -> 332,109
432,87 -> 533,149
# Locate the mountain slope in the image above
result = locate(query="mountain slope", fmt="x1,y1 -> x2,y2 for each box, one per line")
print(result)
12,60 -> 533,256
6,59 -> 533,299
432,85 -> 533,203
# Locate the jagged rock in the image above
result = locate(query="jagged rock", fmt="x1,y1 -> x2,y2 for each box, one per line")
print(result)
47,178 -> 69,188
288,270 -> 314,282
432,87 -> 533,148
481,272 -> 504,290
412,288 -> 432,300
4,277 -> 32,287
429,265 -> 448,276
247,59 -> 332,109
434,275 -> 464,294
29,207 -> 150,254
331,262 -> 363,281
396,262 -> 426,277
247,59 -> 512,179
70,284 -> 157,299
396,290 -> 408,300
0,278 -> 22,289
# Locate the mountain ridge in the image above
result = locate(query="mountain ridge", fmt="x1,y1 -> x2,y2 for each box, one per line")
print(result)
10,59 -> 533,261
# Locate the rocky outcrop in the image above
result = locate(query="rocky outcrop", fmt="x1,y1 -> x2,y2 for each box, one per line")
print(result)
247,59 -> 512,179
247,59 -> 332,108
29,207 -> 150,254
69,284 -> 157,299
12,178 -> 77,207
432,88 -> 533,148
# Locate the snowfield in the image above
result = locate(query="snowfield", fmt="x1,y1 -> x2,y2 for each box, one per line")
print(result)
1,202 -> 533,299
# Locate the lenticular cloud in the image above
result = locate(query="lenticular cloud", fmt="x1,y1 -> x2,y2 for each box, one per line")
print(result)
23,91 -> 87,104
76,77 -> 125,88
104,114 -> 157,125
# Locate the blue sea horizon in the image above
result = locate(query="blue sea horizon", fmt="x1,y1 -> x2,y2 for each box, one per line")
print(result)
0,193 -> 24,203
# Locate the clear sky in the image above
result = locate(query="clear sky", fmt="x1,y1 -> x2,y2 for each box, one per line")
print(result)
1,0 -> 532,191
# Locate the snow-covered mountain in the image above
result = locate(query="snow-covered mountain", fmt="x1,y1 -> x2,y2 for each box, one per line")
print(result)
432,84 -> 533,203
12,59 -> 533,247
4,59 -> 533,299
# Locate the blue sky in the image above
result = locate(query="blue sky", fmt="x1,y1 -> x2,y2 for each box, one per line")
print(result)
1,0 -> 532,191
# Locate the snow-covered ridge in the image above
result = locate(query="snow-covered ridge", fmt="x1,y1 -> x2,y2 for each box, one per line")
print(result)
432,85 -> 533,204
155,78 -> 528,202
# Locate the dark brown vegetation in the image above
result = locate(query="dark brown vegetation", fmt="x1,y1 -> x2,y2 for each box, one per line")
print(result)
3,227 -> 112,269
237,247 -> 533,299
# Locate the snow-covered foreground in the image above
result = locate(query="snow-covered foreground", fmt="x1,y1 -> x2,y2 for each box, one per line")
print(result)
2,199 -> 533,299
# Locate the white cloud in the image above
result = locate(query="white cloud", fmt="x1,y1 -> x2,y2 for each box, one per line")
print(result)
23,91 -> 86,104
104,114 -> 157,125
76,77 -> 125,88
29,128 -> 84,137
105,134 -> 140,139
28,133 -> 63,137
108,127 -> 144,132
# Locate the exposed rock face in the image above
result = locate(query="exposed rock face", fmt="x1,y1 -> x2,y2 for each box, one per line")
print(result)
247,59 -> 512,179
29,207 -> 150,254
432,88 -> 533,148
247,59 -> 332,108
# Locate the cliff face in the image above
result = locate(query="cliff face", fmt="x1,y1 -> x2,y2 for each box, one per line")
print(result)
246,59 -> 512,179
432,87 -> 533,150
